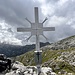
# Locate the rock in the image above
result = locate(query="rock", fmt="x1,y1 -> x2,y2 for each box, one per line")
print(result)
0,54 -> 11,73
12,61 -> 26,72
5,61 -> 56,75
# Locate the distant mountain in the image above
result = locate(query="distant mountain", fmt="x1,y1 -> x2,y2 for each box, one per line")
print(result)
0,42 -> 50,57
42,35 -> 75,50
15,35 -> 75,74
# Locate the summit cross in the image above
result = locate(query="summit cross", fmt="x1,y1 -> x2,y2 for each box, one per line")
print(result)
17,7 -> 55,75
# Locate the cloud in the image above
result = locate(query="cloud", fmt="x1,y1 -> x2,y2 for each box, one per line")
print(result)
0,20 -> 22,45
0,0 -> 39,26
0,0 -> 75,45
47,15 -> 68,27
37,0 -> 75,42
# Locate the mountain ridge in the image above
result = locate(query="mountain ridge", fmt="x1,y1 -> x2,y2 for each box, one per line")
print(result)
0,42 -> 50,57
42,35 -> 75,50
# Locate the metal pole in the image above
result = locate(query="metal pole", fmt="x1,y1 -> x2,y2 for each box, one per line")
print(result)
36,35 -> 40,52
36,34 -> 41,75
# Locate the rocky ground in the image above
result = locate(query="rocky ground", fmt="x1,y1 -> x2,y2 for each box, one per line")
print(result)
2,61 -> 56,75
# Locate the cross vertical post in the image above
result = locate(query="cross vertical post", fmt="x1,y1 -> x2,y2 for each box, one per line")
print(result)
34,7 -> 40,51
34,7 -> 41,74
35,7 -> 39,23
36,35 -> 40,52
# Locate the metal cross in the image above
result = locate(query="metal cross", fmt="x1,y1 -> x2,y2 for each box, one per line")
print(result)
17,7 -> 55,75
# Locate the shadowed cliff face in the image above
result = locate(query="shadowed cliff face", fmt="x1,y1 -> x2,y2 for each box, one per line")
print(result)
0,54 -> 11,73
0,66 -> 6,72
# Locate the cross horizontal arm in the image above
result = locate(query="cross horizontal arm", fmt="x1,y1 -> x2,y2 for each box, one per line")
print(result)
17,28 -> 32,32
43,27 -> 55,31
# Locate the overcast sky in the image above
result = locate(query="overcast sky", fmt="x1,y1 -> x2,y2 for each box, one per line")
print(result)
0,0 -> 75,45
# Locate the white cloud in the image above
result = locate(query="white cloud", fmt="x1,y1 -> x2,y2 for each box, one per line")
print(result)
41,4 -> 55,16
66,16 -> 75,29
71,25 -> 75,29
58,0 -> 69,6
0,20 -> 22,45
47,15 -> 68,27
36,0 -> 46,4
0,0 -> 75,45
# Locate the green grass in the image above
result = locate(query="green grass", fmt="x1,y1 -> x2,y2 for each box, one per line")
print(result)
15,47 -> 75,74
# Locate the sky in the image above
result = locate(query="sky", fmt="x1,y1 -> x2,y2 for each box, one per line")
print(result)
0,0 -> 75,45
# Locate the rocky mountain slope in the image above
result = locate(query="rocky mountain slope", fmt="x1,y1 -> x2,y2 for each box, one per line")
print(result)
15,35 -> 75,75
43,35 -> 75,50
